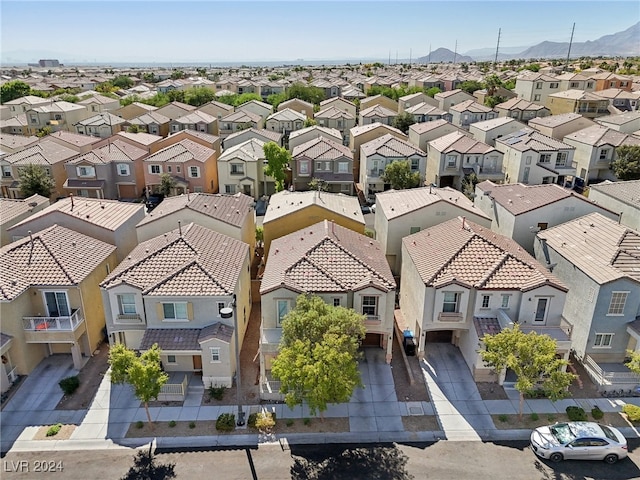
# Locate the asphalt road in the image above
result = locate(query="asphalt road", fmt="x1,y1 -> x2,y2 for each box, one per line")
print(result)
2,439 -> 640,480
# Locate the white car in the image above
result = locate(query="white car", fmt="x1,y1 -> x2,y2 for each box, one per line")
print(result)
530,422 -> 627,464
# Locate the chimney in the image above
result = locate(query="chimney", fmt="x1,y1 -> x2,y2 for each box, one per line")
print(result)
70,193 -> 74,210
619,212 -> 623,224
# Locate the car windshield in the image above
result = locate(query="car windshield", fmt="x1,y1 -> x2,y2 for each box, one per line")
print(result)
550,423 -> 576,444
600,425 -> 618,442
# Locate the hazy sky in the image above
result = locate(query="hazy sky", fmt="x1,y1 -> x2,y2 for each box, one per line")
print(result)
1,0 -> 638,63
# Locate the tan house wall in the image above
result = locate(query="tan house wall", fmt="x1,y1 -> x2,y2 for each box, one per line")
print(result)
349,126 -> 407,179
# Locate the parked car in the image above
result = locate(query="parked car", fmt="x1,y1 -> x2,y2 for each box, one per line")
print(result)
361,204 -> 376,215
145,194 -> 164,212
530,422 -> 627,464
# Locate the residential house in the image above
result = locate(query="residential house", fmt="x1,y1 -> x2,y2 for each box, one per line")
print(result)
0,115 -> 29,136
154,101 -> 196,120
534,213 -> 640,391
169,110 -> 218,136
236,79 -> 259,95
277,98 -> 314,119
288,126 -> 342,153
408,120 -> 465,152
400,216 -> 570,381
223,127 -> 282,150
48,130 -> 103,154
408,75 -> 444,92
259,220 -> 396,398
592,89 -> 640,113
113,102 -> 157,121
318,97 -> 357,118
197,101 -> 234,122
135,192 -> 255,259
0,225 -> 117,388
405,103 -> 451,124
398,92 -> 438,113
262,190 -> 364,257
77,94 -> 120,114
143,139 -> 219,195
100,223 -> 251,389
156,79 -> 187,94
258,81 -> 286,101
126,111 -> 171,137
114,131 -> 165,154
349,122 -> 407,183
265,108 -> 306,140
496,128 -> 576,186
359,95 -> 399,113
62,139 -> 148,199
218,110 -> 262,139
2,95 -> 52,116
314,107 -> 356,145
528,112 -> 596,140
474,180 -> 619,254
291,137 -> 354,194
469,117 -> 527,147
0,134 -> 38,154
449,100 -> 497,129
360,134 -> 426,202
546,90 -> 610,119
217,138 -> 274,198
7,196 -> 145,261
513,72 -> 562,104
25,101 -> 90,135
0,195 -> 49,246
236,99 -> 273,124
494,98 -> 550,123
473,87 -> 517,105
74,112 -> 126,138
434,89 -> 475,112
591,72 -> 633,92
596,111 -> 640,134
310,79 -> 341,98
359,104 -> 398,127
556,73 -> 596,92
427,131 -> 503,189
375,186 -> 490,274
588,180 -> 640,232
563,125 -> 640,184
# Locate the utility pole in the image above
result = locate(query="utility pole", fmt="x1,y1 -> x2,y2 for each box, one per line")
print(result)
395,50 -> 398,65
494,28 -> 501,69
409,48 -> 412,65
388,50 -> 391,66
565,22 -> 576,72
453,40 -> 458,65
428,44 -> 432,65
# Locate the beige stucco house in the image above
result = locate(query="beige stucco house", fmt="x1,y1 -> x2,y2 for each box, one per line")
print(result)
0,194 -> 50,247
408,120 -> 465,152
217,138 -> 275,198
528,113 -> 596,140
288,126 -> 342,152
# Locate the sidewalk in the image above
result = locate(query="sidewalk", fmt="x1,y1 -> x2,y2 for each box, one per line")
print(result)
3,349 -> 640,453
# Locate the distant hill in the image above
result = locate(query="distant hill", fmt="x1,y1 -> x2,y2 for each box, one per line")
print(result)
416,48 -> 473,64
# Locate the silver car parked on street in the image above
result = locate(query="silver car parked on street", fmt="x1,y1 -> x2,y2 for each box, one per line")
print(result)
530,421 -> 627,464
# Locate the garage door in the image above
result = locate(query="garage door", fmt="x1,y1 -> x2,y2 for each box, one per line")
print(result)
425,330 -> 453,343
118,184 -> 138,199
362,333 -> 382,348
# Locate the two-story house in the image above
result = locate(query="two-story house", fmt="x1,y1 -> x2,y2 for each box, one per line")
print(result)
349,123 -> 407,184
546,90 -> 610,119
434,89 -> 475,112
217,138 -> 274,198
197,101 -> 234,123
100,223 -> 251,389
513,72 -> 562,105
405,103 -> 451,124
314,107 -> 356,145
359,133 -> 427,202
169,110 -> 218,137
596,111 -> 640,134
288,126 -> 342,153
113,102 -> 157,121
469,117 -> 527,147
126,111 -> 171,137
218,110 -> 263,139
155,101 -> 196,121
74,112 -> 126,138
398,92 -> 439,113
277,98 -> 314,119
291,136 -> 354,195
318,97 -> 357,118
556,73 -> 596,92
592,89 -> 640,113
265,108 -> 306,140
259,220 -> 396,399
25,101 -> 90,135
400,216 -> 570,381
535,213 -> 640,391
359,94 -> 398,113
77,94 -> 121,114
494,98 -> 550,123
528,112 -> 596,140
236,99 -> 273,125
449,100 -> 497,129
359,104 -> 398,127
222,127 -> 282,150
408,120 -> 465,153
588,180 -> 640,232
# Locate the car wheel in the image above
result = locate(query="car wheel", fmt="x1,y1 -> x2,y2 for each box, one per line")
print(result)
549,452 -> 563,463
604,454 -> 618,464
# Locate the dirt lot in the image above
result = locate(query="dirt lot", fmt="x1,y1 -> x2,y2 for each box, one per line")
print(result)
492,412 -> 635,430
56,342 -> 110,410
390,333 -> 429,402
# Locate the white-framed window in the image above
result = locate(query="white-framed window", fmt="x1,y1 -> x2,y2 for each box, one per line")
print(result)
410,158 -> 419,171
362,296 -> 378,317
410,226 -> 420,234
539,153 -> 551,163
535,82 -> 543,89
230,163 -> 244,175
570,82 -> 579,88
167,166 -> 172,173
210,347 -> 221,363
594,333 -> 614,348
607,291 -> 628,315
76,165 -> 95,177
2,165 -> 12,177
277,299 -> 290,325
534,94 -> 541,102
556,152 -> 568,167
117,163 -> 130,176
549,82 -> 559,89
149,164 -> 161,174
167,355 -> 177,364
117,294 -> 136,315
299,160 -> 309,175
189,166 -> 200,178
443,292 -> 460,313
43,291 -> 71,317
534,298 -> 549,322
481,295 -> 490,308
587,82 -> 594,89
599,149 -> 609,160
224,184 -> 235,194
333,298 -> 341,307
338,161 -> 349,173
162,302 -> 188,321
446,155 -> 457,168
194,186 -> 203,193
501,295 -> 510,309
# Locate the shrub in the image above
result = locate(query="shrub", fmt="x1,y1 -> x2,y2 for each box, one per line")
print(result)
247,412 -> 258,429
135,421 -> 144,429
498,414 -> 508,423
168,420 -> 177,428
530,413 -> 539,421
622,404 -> 640,422
566,406 -> 587,421
547,414 -> 556,422
591,406 -> 604,420
189,421 -> 196,429
286,419 -> 294,427
303,417 -> 311,426
216,413 -> 235,432
46,423 -> 62,437
208,384 -> 226,401
59,376 -> 80,396
255,412 -> 276,433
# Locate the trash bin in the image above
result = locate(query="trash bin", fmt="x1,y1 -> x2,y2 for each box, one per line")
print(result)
403,329 -> 416,356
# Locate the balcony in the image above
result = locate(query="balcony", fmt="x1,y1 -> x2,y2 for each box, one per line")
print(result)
554,160 -> 577,171
260,328 -> 282,354
364,315 -> 382,327
115,313 -> 144,325
437,312 -> 463,322
369,169 -> 385,177
22,308 -> 86,343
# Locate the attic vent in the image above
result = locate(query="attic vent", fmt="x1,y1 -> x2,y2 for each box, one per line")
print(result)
204,204 -> 208,208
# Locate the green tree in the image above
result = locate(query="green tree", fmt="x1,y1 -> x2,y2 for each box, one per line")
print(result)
1,80 -> 31,103
425,87 -> 442,98
263,142 -> 291,192
255,226 -> 264,248
483,74 -> 503,96
308,178 -> 328,191
159,173 -> 176,196
479,324 -> 575,419
611,145 -> 640,181
461,172 -> 479,200
112,75 -> 134,89
303,118 -> 317,127
170,70 -> 186,80
142,72 -> 157,83
266,92 -> 287,108
184,87 -> 216,106
286,83 -> 325,104
166,89 -> 185,103
625,349 -> 640,375
271,295 -> 366,417
36,126 -> 52,138
233,93 -> 263,107
18,164 -> 55,198
382,160 -> 421,190
392,112 -> 415,134
127,124 -> 141,133
109,343 -> 168,427
459,80 -> 484,95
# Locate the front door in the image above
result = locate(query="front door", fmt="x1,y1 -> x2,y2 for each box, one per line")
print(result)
534,298 -> 548,324
193,355 -> 202,371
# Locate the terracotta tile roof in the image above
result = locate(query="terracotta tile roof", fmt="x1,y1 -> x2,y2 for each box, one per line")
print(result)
67,139 -> 147,165
564,125 -> 640,148
173,110 -> 217,125
0,194 -> 49,227
218,138 -> 265,163
264,190 -> 363,224
405,103 -> 447,116
221,110 -> 261,123
267,108 -> 306,122
224,127 -> 282,144
102,223 -> 248,296
409,119 -> 452,134
538,212 -> 640,284
450,100 -> 493,114
129,111 -> 171,126
115,131 -> 163,146
199,322 -> 233,344
140,328 -> 201,351
292,136 -> 352,160
589,179 -> 640,207
77,94 -> 118,105
350,122 -> 406,138
48,131 -> 102,149
3,138 -> 79,166
289,126 -> 342,142
361,133 -> 425,157
528,113 -> 587,128
376,186 -> 489,221
429,131 -> 495,155
470,117 -> 523,132
435,89 -> 468,99
497,128 -> 574,152
320,97 -> 355,107
474,316 -> 502,337
496,98 -> 548,111
144,139 -> 213,164
402,216 -> 567,291
75,112 -> 126,127
548,90 -> 605,101
359,104 -> 398,118
315,106 -> 355,120
279,98 -> 314,110
261,220 -> 395,294
31,101 -> 85,113
0,224 -> 116,301
173,130 -> 219,145
136,192 -> 253,228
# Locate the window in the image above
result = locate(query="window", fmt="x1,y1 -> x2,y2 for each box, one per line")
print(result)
76,166 -> 95,177
523,167 -> 530,183
501,295 -> 510,308
535,82 -> 543,90
117,164 -> 130,176
189,166 -> 200,178
277,300 -> 290,325
556,152 -> 568,167
443,292 -> 460,313
539,153 -> 551,163
594,333 -> 614,348
2,165 -> 12,177
299,160 -> 309,175
44,291 -> 70,317
525,156 -> 532,165
194,186 -> 203,193
362,296 -> 378,317
333,298 -> 341,307
167,355 -> 177,364
225,185 -> 235,194
117,294 -> 136,315
149,165 -> 161,174
176,166 -> 181,173
570,82 -> 579,88
587,82 -> 594,89
162,302 -> 188,321
167,165 -> 173,173
549,82 -> 559,89
482,295 -> 490,308
599,149 -> 609,160
210,347 -> 221,362
230,163 -> 244,175
340,183 -> 350,192
534,298 -> 548,322
446,155 -> 457,168
533,94 -> 541,102
338,161 -> 349,173
410,226 -> 421,234
608,292 -> 628,315
411,158 -> 419,171
537,222 -> 548,230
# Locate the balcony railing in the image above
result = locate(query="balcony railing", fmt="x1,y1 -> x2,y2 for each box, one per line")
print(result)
437,312 -> 463,322
554,161 -> 577,170
115,313 -> 144,324
369,169 -> 384,177
6,366 -> 18,383
364,315 -> 381,326
23,309 -> 84,332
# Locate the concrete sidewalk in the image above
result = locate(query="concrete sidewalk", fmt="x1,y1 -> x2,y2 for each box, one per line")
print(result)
3,350 -> 640,454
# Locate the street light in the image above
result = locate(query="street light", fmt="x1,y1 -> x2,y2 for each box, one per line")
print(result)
220,293 -> 245,426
